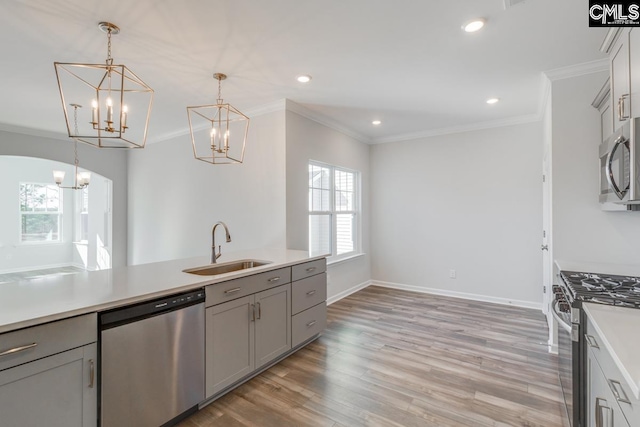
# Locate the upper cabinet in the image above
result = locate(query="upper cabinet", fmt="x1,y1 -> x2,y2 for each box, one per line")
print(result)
610,30 -> 630,130
602,29 -> 640,132
630,29 -> 640,124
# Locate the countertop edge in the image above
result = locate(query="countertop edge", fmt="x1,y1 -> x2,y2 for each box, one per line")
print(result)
0,250 -> 328,335
583,303 -> 640,400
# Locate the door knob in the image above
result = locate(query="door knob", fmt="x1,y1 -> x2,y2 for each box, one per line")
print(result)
541,244 -> 549,251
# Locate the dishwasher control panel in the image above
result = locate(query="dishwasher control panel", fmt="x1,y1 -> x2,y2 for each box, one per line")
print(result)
100,289 -> 205,330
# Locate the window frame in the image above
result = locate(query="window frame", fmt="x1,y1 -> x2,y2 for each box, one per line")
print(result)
18,182 -> 63,245
308,160 -> 361,262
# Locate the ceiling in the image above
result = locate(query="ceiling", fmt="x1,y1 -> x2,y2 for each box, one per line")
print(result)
0,0 -> 608,144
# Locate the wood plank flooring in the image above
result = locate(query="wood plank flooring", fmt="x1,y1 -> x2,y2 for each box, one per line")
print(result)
177,286 -> 565,427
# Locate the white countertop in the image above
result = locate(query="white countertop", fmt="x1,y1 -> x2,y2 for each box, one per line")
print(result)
583,303 -> 640,399
555,259 -> 640,277
0,248 -> 325,334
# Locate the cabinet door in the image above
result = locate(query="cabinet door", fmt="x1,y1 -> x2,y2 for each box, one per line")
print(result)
611,30 -> 631,130
0,343 -> 97,427
588,349 -> 629,427
205,295 -> 255,397
254,283 -> 291,368
630,28 -> 640,121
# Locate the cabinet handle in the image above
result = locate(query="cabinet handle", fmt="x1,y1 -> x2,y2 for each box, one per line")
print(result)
0,343 -> 37,357
268,277 -> 281,282
585,334 -> 599,349
256,302 -> 261,319
608,379 -> 631,404
620,94 -> 630,120
306,290 -> 317,296
89,359 -> 95,388
618,97 -> 623,121
224,287 -> 241,294
596,398 -> 611,427
306,320 -> 317,328
250,304 -> 255,322
305,267 -> 317,272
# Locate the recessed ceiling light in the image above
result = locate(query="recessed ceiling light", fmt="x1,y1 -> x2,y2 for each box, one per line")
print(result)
372,120 -> 382,126
486,98 -> 500,104
297,75 -> 312,83
463,18 -> 486,33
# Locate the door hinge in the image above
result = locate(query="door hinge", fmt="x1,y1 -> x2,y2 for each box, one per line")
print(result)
543,175 -> 546,183
543,286 -> 547,293
543,230 -> 546,238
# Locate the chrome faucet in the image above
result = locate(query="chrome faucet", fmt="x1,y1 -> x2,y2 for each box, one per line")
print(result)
211,221 -> 231,263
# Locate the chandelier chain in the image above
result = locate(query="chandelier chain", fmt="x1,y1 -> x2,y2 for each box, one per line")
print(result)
73,106 -> 79,167
217,77 -> 222,102
106,27 -> 113,65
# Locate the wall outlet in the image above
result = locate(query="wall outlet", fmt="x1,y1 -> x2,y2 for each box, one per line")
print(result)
449,269 -> 456,279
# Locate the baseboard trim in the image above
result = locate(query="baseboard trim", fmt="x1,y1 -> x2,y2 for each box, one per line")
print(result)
371,280 -> 543,310
327,280 -> 372,305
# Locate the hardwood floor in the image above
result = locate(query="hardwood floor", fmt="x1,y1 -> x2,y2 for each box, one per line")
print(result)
177,286 -> 565,427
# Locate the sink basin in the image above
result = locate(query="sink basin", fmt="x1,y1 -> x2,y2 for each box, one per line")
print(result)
183,259 -> 272,276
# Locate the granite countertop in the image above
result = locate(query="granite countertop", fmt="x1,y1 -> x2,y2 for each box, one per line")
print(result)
583,302 -> 640,400
0,248 -> 325,334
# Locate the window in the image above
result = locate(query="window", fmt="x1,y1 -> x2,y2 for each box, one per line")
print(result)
308,162 -> 359,260
19,183 -> 62,243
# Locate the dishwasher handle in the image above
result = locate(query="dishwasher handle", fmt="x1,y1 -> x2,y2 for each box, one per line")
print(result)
100,289 -> 205,330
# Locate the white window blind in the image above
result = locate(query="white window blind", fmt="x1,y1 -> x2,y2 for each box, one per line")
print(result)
308,162 -> 359,260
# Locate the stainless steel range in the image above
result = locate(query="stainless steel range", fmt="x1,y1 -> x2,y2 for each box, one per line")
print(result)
553,271 -> 640,427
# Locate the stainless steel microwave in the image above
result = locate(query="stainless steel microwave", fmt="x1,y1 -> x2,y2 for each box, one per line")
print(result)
599,118 -> 640,205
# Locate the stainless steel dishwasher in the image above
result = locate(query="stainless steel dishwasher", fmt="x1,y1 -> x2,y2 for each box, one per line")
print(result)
99,289 -> 205,427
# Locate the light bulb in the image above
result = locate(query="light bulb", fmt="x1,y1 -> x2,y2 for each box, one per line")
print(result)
53,170 -> 65,185
80,172 -> 91,186
463,19 -> 485,33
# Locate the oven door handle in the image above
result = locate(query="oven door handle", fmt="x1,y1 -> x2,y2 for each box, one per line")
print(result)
605,135 -> 629,200
551,301 -> 572,334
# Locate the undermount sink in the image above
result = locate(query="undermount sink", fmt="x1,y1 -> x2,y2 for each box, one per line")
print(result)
183,259 -> 272,276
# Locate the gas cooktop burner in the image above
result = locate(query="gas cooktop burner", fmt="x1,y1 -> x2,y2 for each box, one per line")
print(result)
560,271 -> 640,308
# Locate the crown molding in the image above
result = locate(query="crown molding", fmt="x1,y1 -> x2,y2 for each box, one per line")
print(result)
369,113 -> 540,145
543,59 -> 609,82
0,122 -> 69,142
284,99 -> 371,143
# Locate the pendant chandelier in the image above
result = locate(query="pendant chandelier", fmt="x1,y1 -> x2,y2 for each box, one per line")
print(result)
53,105 -> 91,189
54,22 -> 153,149
187,73 -> 250,164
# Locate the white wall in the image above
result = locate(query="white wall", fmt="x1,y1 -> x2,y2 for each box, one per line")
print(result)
370,122 -> 543,306
0,130 -> 127,268
127,110 -> 287,265
552,71 -> 640,264
286,107 -> 371,299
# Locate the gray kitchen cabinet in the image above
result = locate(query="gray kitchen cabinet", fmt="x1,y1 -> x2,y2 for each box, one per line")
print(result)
585,314 -> 640,427
610,29 -> 631,130
254,284 -> 291,368
0,314 -> 97,427
587,347 -> 629,427
205,283 -> 291,397
630,29 -> 640,122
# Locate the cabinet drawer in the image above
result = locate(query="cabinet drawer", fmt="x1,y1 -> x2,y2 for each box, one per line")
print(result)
292,302 -> 326,348
292,273 -> 327,315
206,267 -> 291,307
0,313 -> 97,372
586,316 -> 640,426
292,258 -> 326,282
